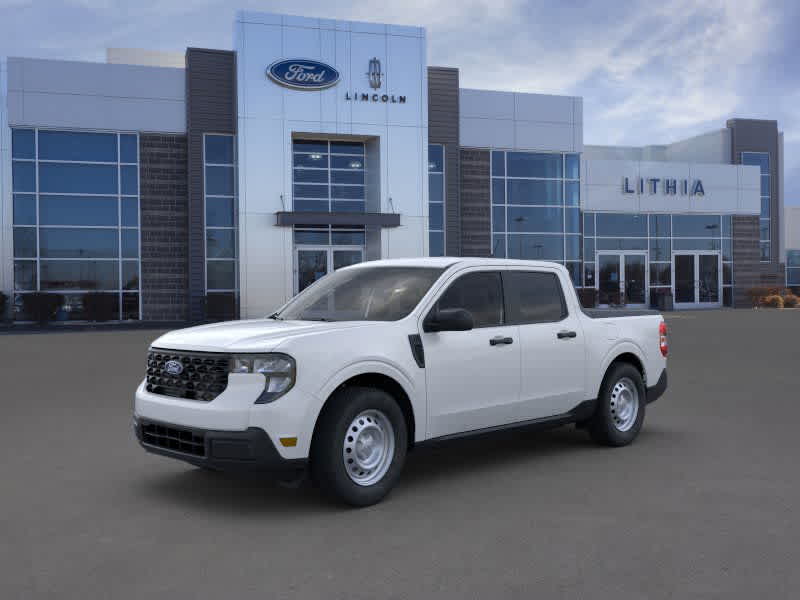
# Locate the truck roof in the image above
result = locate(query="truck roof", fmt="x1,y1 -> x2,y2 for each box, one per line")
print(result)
347,257 -> 568,271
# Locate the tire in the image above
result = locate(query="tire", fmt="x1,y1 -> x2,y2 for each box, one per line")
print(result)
588,362 -> 646,447
310,386 -> 408,507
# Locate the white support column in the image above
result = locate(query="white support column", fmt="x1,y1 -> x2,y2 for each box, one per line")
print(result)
0,58 -> 13,302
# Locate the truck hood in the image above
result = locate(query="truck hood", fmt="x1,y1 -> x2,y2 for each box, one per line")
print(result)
150,319 -> 376,353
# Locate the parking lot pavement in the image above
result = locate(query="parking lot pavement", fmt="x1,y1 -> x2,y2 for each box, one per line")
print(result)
1,309 -> 800,599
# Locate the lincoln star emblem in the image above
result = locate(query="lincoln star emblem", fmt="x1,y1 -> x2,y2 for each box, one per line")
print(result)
367,57 -> 382,89
165,360 -> 184,376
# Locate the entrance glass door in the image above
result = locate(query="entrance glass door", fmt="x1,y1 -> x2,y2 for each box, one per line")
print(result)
597,252 -> 648,308
295,247 -> 364,293
672,252 -> 721,308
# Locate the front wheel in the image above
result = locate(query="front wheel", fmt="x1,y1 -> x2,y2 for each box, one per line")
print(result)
588,363 -> 646,446
311,386 -> 408,506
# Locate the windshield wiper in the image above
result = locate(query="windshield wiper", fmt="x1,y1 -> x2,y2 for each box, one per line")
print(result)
302,317 -> 336,322
267,312 -> 283,320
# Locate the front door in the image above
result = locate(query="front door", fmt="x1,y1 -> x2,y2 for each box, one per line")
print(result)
672,252 -> 721,308
295,246 -> 364,293
597,252 -> 648,308
421,270 -> 521,438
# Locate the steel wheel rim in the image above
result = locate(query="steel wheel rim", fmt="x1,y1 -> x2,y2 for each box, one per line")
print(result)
610,377 -> 639,432
342,410 -> 395,486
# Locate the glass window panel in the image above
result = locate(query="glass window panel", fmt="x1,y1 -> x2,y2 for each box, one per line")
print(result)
650,263 -> 671,286
507,152 -> 562,178
13,194 -> 36,225
122,261 -> 139,290
438,271 -> 503,328
721,215 -> 732,237
583,213 -> 595,237
507,206 -> 563,233
492,206 -> 505,233
673,215 -> 721,238
294,153 -> 329,168
331,155 -> 362,170
759,219 -> 770,241
491,151 -> 505,177
760,175 -> 770,196
294,184 -> 329,200
596,238 -> 647,251
40,260 -> 119,290
507,234 -> 564,261
428,144 -> 444,172
429,231 -> 444,257
761,197 -> 770,218
12,129 -> 35,159
121,165 -> 138,195
565,208 -> 580,233
293,168 -> 328,183
294,230 -> 330,245
787,251 -> 800,268
583,238 -> 595,263
331,231 -> 366,245
596,213 -> 647,237
38,130 -> 117,162
39,163 -> 118,194
584,261 -> 595,288
565,154 -> 580,180
122,293 -> 140,320
207,229 -> 235,258
787,268 -> 800,285
207,260 -> 236,290
673,238 -> 721,251
507,179 -> 562,206
760,242 -> 770,261
330,141 -> 364,155
566,262 -> 581,288
332,170 -> 365,185
741,152 -> 769,174
331,185 -> 364,200
294,199 -> 328,212
40,195 -> 118,226
492,235 -> 506,258
649,214 -> 671,237
649,238 -> 671,261
205,166 -> 235,195
565,235 -> 581,260
14,261 -> 37,291
293,140 -> 328,154
723,263 -> 732,285
428,173 -> 444,204
12,161 -> 36,192
331,200 -> 365,213
492,179 -> 505,205
120,134 -> 138,163
13,227 -> 37,258
565,181 -> 579,206
122,229 -> 139,258
429,203 -> 444,231
40,228 -> 118,258
206,197 -> 234,227
504,271 -> 567,324
121,197 -> 139,227
723,287 -> 732,307
205,135 -> 234,164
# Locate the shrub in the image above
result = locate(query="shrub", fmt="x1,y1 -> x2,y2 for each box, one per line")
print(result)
22,293 -> 64,324
762,295 -> 784,309
782,294 -> 799,308
83,292 -> 118,322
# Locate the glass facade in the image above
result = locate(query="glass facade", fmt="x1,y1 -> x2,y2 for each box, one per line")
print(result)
204,134 -> 238,300
788,250 -> 800,288
292,140 -> 365,213
428,144 -> 445,256
490,150 -> 581,287
742,152 -> 770,261
11,128 -> 141,320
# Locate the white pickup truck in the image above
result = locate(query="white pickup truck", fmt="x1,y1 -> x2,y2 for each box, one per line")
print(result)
135,258 -> 668,506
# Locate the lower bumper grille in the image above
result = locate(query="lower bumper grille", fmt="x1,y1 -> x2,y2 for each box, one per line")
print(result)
141,423 -> 206,457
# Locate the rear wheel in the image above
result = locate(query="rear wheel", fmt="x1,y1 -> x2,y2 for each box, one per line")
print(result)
311,386 -> 407,506
588,363 -> 646,446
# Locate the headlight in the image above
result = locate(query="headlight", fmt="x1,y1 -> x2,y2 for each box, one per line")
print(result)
230,353 -> 296,403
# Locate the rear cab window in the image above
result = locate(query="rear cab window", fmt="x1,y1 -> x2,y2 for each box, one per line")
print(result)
502,270 -> 568,325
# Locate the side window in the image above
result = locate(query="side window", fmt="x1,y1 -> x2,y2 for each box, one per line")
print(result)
504,270 -> 567,324
437,271 -> 504,328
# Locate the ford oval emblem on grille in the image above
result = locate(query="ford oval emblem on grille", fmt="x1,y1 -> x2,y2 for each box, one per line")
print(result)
165,360 -> 184,376
267,59 -> 340,90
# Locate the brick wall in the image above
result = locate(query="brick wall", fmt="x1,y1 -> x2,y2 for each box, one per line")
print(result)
139,133 -> 189,321
732,215 -> 787,307
459,149 -> 491,257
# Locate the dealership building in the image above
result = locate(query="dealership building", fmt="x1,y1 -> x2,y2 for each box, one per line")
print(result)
0,11 -> 794,322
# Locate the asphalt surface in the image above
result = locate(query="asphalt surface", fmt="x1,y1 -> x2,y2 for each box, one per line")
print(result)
1,309 -> 799,599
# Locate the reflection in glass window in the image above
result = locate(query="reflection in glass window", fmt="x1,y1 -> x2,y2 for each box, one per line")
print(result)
204,135 -> 238,299
742,151 -> 770,260
38,131 -> 117,162
292,139 -> 365,214
428,144 -> 445,256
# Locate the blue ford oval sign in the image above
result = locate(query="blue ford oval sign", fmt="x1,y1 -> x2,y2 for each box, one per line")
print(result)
267,59 -> 340,90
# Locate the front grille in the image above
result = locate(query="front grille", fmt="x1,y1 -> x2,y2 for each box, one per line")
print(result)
141,422 -> 206,457
146,349 -> 229,402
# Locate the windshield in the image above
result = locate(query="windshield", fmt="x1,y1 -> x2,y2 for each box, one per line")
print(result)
276,266 -> 445,322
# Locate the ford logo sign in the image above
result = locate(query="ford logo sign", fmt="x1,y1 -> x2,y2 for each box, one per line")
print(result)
164,360 -> 184,376
267,59 -> 340,90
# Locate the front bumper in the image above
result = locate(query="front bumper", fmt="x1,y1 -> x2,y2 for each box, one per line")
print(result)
134,416 -> 307,474
646,369 -> 668,404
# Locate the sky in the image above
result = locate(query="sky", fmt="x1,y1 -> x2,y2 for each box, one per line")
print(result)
1,0 -> 798,204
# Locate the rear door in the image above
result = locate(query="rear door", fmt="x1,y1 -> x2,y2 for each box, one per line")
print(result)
422,270 -> 521,437
503,268 -> 587,420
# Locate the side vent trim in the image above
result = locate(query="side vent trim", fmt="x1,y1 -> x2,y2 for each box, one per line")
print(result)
408,334 -> 425,368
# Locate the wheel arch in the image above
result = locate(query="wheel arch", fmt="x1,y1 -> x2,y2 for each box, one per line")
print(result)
595,346 -> 647,399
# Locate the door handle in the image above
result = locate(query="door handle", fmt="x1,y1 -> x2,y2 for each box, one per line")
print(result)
557,330 -> 577,339
489,336 -> 514,346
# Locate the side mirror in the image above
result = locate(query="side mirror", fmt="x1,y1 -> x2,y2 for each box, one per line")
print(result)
424,308 -> 474,332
